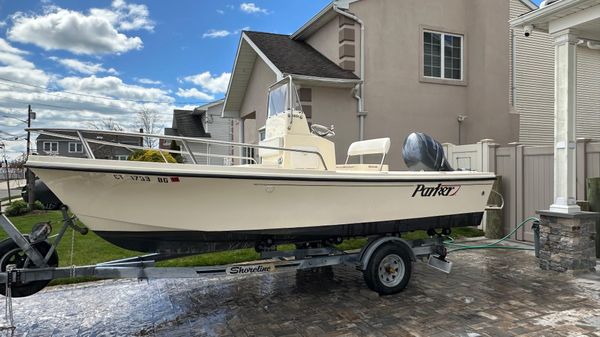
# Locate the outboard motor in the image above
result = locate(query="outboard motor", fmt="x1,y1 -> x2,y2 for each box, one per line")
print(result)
21,179 -> 63,210
402,132 -> 453,171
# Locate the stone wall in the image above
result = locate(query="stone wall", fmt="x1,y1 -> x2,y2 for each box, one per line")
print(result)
537,211 -> 597,273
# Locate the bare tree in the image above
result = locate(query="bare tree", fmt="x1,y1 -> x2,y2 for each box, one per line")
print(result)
136,108 -> 161,148
86,118 -> 124,131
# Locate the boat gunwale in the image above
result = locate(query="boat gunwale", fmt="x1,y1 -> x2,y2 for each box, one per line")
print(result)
27,162 -> 497,183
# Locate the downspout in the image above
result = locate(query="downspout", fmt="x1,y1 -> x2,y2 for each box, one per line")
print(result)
332,4 -> 365,144
511,29 -> 516,109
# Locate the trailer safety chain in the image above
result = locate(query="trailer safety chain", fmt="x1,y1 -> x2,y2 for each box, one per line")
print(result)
1,265 -> 15,336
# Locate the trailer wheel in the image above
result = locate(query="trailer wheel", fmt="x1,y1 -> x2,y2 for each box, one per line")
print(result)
363,243 -> 412,295
0,238 -> 59,297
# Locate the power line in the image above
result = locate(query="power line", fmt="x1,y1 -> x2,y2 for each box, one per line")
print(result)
0,77 -> 214,105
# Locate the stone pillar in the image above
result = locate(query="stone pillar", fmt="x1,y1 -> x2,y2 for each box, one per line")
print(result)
536,211 -> 597,273
549,30 -> 580,213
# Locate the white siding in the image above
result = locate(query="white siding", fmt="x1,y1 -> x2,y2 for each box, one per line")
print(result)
511,0 -> 555,146
205,102 -> 234,165
511,0 -> 600,145
576,47 -> 600,140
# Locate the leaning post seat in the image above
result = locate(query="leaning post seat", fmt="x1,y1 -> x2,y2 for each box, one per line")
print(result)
336,138 -> 391,172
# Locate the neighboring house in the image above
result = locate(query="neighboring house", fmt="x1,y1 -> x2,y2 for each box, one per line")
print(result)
510,0 -> 600,145
35,132 -> 142,160
162,100 -> 234,165
223,0 -> 531,169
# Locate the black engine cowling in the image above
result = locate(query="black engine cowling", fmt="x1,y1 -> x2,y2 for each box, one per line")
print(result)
402,132 -> 453,171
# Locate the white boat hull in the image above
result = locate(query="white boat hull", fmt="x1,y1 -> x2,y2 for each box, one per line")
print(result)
27,156 -> 495,253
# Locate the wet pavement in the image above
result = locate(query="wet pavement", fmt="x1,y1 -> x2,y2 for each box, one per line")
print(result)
5,243 -> 600,337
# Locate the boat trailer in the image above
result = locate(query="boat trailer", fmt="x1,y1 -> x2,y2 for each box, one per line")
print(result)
0,206 -> 452,331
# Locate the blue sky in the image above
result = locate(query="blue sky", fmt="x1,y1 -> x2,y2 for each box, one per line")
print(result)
0,0 -> 331,158
0,0 -> 542,159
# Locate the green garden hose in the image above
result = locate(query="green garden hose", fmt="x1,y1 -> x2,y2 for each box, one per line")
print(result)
444,216 -> 540,253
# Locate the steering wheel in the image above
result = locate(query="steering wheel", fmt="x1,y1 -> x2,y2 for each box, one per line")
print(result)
311,124 -> 335,137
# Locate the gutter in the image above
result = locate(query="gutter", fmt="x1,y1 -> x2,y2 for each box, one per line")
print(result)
332,4 -> 366,145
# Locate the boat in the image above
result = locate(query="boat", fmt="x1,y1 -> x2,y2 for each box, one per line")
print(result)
25,77 -> 496,255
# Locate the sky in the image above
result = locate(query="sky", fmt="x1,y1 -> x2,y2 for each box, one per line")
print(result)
0,0 -> 331,159
0,0 -> 543,160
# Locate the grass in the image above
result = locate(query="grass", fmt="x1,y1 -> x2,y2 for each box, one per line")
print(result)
4,210 -> 484,285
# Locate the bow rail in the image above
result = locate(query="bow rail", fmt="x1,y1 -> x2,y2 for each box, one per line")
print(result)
26,128 -> 329,169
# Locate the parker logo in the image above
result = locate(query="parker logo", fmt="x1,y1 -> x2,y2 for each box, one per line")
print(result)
226,264 -> 275,275
411,184 -> 461,197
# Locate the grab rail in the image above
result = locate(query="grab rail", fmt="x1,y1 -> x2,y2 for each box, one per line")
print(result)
27,128 -> 328,169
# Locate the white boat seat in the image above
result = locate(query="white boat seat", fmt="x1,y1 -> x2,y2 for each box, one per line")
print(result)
344,138 -> 391,171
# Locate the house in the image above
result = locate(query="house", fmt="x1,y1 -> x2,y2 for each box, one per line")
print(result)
35,132 -> 142,160
223,0 -> 535,169
162,100 -> 234,165
510,0 -> 600,145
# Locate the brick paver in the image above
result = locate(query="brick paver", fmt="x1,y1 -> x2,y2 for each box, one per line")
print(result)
5,245 -> 600,336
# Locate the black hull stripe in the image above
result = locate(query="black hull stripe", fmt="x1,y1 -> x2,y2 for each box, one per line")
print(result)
27,164 -> 496,183
95,212 -> 484,254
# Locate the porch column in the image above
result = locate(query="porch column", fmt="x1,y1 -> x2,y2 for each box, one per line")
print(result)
549,30 -> 580,213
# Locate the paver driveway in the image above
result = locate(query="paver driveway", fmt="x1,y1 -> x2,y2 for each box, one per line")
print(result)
6,243 -> 600,337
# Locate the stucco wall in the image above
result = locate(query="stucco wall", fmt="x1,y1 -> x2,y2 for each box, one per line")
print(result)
239,57 -> 277,143
346,0 -> 518,169
306,15 -> 341,67
307,85 -> 358,164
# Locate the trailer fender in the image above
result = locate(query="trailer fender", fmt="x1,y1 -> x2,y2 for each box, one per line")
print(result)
358,237 -> 415,271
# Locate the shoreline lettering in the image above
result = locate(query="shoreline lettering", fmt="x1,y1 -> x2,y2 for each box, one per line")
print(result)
226,264 -> 275,275
412,184 -> 461,197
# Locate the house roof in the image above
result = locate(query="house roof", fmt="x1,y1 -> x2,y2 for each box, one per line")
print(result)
35,131 -> 141,144
510,0 -> 600,33
193,99 -> 224,116
222,31 -> 360,118
166,109 -> 210,138
244,31 -> 359,80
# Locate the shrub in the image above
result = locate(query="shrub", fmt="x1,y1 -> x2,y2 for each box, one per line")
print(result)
128,149 -> 176,163
5,200 -> 29,216
169,140 -> 184,163
33,201 -> 45,210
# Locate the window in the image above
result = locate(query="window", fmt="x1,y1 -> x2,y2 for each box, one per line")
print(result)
68,142 -> 83,153
43,142 -> 58,153
423,30 -> 463,81
114,155 -> 129,161
258,127 -> 266,141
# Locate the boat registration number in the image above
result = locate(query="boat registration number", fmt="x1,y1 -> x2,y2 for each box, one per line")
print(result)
226,264 -> 275,275
112,174 -> 180,183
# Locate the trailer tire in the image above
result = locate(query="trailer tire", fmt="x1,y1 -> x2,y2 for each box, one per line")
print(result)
363,242 -> 412,295
0,238 -> 59,297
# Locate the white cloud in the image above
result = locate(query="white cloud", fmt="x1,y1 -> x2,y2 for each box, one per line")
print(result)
240,3 -> 269,14
0,38 -> 27,55
49,57 -> 118,75
7,1 -> 150,55
176,88 -> 214,101
202,27 -> 249,39
135,77 -> 161,85
202,29 -> 232,39
216,9 -> 225,15
181,71 -> 230,94
57,75 -> 172,102
0,38 -> 35,69
90,0 -> 154,32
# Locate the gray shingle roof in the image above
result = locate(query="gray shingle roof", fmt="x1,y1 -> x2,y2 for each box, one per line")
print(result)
244,31 -> 359,80
167,110 -> 210,138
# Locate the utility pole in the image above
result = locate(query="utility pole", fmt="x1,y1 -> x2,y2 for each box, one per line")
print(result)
0,143 -> 11,204
26,105 -> 35,210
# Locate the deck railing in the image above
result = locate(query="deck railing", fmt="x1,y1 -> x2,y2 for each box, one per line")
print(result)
27,128 -> 329,169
